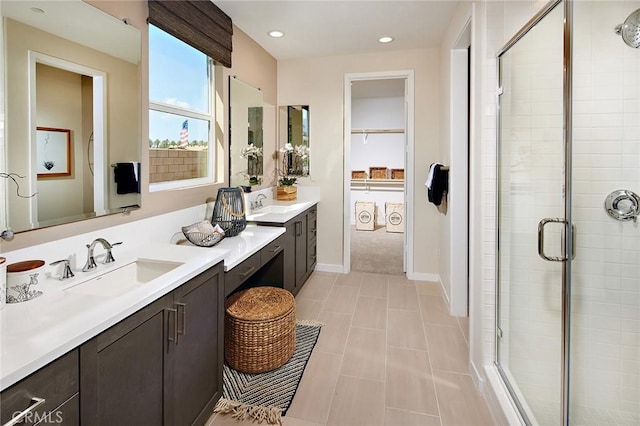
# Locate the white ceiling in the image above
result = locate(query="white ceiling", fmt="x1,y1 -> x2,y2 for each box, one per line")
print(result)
214,1 -> 461,60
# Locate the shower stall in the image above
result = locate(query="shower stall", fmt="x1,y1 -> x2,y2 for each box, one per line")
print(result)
496,1 -> 640,424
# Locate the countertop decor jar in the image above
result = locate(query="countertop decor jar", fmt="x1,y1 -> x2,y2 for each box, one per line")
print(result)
6,260 -> 45,304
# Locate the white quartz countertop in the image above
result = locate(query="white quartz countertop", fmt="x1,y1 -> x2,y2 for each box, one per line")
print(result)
0,224 -> 285,391
213,225 -> 285,271
245,199 -> 318,224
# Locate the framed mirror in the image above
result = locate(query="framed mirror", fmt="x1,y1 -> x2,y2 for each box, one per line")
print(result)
229,76 -> 264,187
279,105 -> 310,176
2,0 -> 141,233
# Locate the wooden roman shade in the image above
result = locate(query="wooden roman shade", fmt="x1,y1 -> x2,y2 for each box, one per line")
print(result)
148,0 -> 233,68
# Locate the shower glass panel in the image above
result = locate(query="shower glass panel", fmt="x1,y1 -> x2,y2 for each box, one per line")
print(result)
569,2 -> 640,424
496,2 -> 565,424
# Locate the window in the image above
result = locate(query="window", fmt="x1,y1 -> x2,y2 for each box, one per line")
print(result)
148,24 -> 215,190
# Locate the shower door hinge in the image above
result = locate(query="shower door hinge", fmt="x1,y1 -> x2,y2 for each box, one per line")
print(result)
497,326 -> 503,339
497,86 -> 504,96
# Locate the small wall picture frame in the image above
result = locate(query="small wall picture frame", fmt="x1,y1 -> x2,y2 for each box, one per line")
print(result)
36,127 -> 71,178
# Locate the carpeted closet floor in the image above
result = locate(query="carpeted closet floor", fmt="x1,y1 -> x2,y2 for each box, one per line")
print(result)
350,225 -> 404,275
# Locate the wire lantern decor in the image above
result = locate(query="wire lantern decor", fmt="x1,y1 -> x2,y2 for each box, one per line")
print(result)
211,187 -> 247,237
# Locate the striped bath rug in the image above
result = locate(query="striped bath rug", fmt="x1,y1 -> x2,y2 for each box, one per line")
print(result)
213,320 -> 323,425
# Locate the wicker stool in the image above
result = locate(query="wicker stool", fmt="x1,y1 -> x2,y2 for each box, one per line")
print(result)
225,286 -> 296,373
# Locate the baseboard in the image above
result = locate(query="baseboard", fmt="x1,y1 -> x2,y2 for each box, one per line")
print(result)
483,364 -> 525,426
314,263 -> 345,273
439,277 -> 451,305
407,272 -> 440,282
470,360 -> 485,393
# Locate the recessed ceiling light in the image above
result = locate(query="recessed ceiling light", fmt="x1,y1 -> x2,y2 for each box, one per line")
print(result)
30,7 -> 45,13
378,36 -> 394,43
269,30 -> 284,38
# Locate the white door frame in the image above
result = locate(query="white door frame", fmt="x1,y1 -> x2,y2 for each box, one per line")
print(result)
449,20 -> 471,316
343,70 -> 415,275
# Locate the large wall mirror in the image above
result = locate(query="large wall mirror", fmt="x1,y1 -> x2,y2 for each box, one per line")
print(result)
2,0 -> 141,233
279,105 -> 309,176
229,76 -> 263,187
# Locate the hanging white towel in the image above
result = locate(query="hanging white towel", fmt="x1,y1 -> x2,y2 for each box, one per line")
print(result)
425,162 -> 441,190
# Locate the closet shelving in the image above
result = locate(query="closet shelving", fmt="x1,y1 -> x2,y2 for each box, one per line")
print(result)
350,127 -> 405,189
350,178 -> 404,185
351,128 -> 404,134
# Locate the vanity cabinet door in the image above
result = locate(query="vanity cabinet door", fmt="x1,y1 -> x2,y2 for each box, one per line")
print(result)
294,212 -> 309,287
166,262 -> 224,426
282,220 -> 297,295
80,293 -> 172,426
306,207 -> 318,278
80,263 -> 225,426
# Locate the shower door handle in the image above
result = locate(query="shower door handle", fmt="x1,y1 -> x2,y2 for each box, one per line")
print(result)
538,218 -> 575,262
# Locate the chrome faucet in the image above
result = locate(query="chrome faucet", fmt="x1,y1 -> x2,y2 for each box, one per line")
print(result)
251,194 -> 267,210
82,238 -> 122,272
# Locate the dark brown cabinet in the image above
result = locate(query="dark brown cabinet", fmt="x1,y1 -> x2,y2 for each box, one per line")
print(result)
224,234 -> 285,297
252,205 -> 317,296
80,262 -> 224,426
0,350 -> 79,426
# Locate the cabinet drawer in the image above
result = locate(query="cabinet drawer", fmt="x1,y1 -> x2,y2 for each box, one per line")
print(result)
225,252 -> 261,296
307,243 -> 317,271
308,209 -> 317,245
34,393 -> 79,425
1,350 -> 78,426
261,234 -> 285,266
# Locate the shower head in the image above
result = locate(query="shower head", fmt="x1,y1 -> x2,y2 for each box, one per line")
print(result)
615,8 -> 640,48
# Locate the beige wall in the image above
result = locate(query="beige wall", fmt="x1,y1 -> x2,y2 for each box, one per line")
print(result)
225,27 -> 278,189
2,2 -> 278,251
278,49 -> 441,273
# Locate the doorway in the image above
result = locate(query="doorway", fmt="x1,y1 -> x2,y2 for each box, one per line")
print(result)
27,52 -> 107,226
343,71 -> 415,275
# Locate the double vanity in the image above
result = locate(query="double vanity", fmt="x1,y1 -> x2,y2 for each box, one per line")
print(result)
0,191 -> 319,425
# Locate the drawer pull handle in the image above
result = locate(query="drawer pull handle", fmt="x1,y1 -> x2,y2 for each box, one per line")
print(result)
176,303 -> 187,338
269,245 -> 282,253
239,266 -> 256,278
167,308 -> 178,344
4,397 -> 46,426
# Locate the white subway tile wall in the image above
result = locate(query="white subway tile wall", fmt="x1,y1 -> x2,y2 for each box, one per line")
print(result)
571,1 -> 640,418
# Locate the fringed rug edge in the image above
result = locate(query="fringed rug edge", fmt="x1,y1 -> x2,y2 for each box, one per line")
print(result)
295,319 -> 324,327
214,397 -> 284,425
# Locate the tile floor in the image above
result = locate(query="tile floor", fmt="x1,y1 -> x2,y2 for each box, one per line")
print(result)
207,271 -> 496,426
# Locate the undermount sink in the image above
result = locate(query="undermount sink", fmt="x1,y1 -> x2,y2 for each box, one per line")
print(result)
65,258 -> 183,298
251,204 -> 303,215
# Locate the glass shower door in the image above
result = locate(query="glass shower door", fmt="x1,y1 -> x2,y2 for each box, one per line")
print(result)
496,2 -> 566,424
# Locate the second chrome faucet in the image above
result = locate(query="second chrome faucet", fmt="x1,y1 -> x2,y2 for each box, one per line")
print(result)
82,238 -> 122,272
